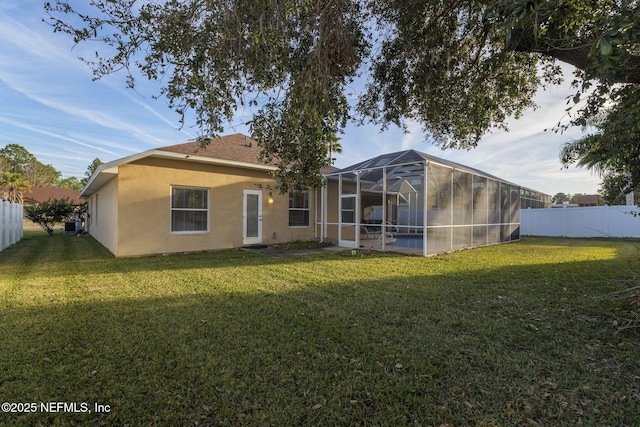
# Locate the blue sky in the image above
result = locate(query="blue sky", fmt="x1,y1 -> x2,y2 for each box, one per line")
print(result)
0,0 -> 601,195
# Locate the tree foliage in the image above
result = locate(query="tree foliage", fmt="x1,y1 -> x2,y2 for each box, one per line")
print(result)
58,176 -> 83,191
81,158 -> 103,186
24,198 -> 80,236
597,172 -> 639,205
0,143 -> 93,192
0,144 -> 36,174
561,84 -> 640,202
44,0 -> 640,191
23,159 -> 61,188
0,144 -> 61,188
552,192 -> 570,204
0,172 -> 31,204
551,192 -> 585,205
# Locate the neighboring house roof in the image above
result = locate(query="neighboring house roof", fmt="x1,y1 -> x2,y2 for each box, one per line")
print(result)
0,186 -> 82,205
577,194 -> 600,206
24,187 -> 82,205
80,133 -> 278,198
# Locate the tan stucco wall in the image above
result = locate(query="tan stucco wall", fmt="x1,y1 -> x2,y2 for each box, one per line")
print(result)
324,178 -> 340,241
108,157 -> 315,257
87,176 -> 119,255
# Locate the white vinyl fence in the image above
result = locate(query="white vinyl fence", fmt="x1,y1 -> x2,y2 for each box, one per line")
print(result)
521,205 -> 640,238
1,200 -> 23,251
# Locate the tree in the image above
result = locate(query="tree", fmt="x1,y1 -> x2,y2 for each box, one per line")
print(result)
0,172 -> 31,204
24,198 -> 78,236
327,133 -> 343,165
45,0 -> 640,191
598,172 -> 638,205
552,193 -> 570,204
569,193 -> 582,205
0,144 -> 35,174
57,176 -> 83,191
561,85 -> 640,203
0,144 -> 61,187
23,159 -> 61,188
81,158 -> 103,186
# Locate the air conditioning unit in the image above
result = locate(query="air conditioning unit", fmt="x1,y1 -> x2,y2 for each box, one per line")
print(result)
64,220 -> 84,235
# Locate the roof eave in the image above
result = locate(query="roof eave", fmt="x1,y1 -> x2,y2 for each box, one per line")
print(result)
79,149 -> 277,197
150,150 -> 278,172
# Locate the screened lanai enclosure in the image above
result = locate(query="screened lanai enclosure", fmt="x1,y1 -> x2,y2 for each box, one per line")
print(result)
317,150 -> 551,256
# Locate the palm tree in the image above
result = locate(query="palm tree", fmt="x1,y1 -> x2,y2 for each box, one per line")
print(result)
327,134 -> 343,165
0,172 -> 31,204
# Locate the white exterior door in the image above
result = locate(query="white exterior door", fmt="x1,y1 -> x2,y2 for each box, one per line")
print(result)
339,194 -> 358,248
243,190 -> 262,245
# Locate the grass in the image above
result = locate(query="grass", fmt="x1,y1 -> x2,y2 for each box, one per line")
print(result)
0,230 -> 639,426
273,239 -> 334,250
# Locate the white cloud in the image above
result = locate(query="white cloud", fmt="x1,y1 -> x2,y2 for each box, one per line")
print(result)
0,116 -> 121,156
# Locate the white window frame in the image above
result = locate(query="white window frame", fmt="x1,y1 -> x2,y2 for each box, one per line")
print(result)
170,186 -> 209,234
289,190 -> 310,228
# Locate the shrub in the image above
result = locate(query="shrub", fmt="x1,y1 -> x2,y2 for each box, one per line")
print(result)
25,198 -> 80,235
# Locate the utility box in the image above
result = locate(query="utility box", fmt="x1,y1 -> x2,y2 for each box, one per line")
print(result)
65,220 -> 83,234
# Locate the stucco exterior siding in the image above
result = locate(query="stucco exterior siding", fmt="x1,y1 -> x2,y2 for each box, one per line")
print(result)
78,134 -> 322,257
87,176 -> 119,255
323,178 -> 340,241
107,157 -> 315,257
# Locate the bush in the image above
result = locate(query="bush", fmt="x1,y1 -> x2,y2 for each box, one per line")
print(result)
25,198 -> 81,236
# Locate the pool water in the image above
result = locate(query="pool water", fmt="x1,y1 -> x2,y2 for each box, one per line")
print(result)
390,235 -> 424,249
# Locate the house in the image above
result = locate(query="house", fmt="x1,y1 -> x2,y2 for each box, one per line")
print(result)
81,134 -> 550,257
80,134 -> 318,257
577,194 -> 600,207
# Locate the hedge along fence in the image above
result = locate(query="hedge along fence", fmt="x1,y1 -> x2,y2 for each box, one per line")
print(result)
521,205 -> 640,238
1,200 -> 23,251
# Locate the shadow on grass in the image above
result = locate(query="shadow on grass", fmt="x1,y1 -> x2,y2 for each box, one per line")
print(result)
0,230 -> 398,281
1,243 -> 639,426
2,231 -> 633,283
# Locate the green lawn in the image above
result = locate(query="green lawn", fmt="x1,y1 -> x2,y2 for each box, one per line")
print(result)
0,231 -> 639,426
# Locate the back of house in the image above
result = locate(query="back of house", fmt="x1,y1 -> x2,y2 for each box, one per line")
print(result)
80,134 -> 317,257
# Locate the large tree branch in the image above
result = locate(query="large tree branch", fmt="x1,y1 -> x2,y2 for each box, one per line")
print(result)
509,29 -> 640,84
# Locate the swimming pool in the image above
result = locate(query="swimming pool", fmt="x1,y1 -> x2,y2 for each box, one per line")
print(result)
389,234 -> 424,249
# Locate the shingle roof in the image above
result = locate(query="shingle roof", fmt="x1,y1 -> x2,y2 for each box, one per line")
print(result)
21,187 -> 82,205
577,194 -> 600,205
321,165 -> 340,174
82,133 -> 341,197
158,133 -> 341,174
157,133 -> 272,166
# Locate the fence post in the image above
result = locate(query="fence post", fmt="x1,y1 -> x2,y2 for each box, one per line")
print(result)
9,201 -> 15,246
19,204 -> 23,240
0,200 -> 23,252
2,200 -> 7,250
1,200 -> 5,250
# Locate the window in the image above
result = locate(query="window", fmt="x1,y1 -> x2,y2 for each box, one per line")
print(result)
341,196 -> 355,223
171,186 -> 208,232
289,191 -> 310,227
